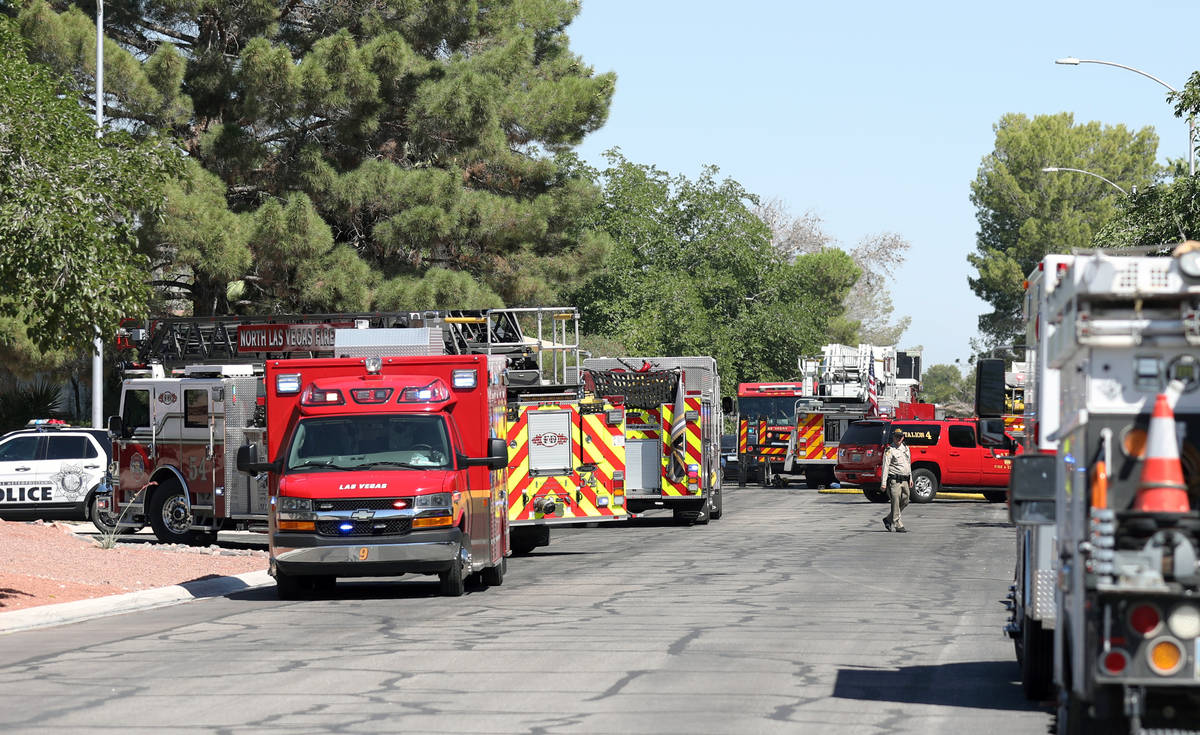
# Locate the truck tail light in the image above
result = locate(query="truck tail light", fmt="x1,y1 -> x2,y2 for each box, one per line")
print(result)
604,409 -> 623,425
1100,649 -> 1129,675
1148,638 -> 1186,675
612,470 -> 625,495
1130,603 -> 1163,636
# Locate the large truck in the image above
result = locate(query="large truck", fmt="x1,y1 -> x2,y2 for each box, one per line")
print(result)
100,309 -> 627,551
1008,247 -> 1200,733
734,344 -> 922,488
1004,254 -> 1071,701
236,353 -> 509,598
581,357 -> 723,523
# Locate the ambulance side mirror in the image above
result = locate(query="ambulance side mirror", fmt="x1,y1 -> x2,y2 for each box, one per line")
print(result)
460,438 -> 509,470
722,397 -> 733,413
1009,454 -> 1056,525
236,444 -> 276,476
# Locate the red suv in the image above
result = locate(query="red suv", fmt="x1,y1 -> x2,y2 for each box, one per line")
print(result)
834,418 -> 1019,503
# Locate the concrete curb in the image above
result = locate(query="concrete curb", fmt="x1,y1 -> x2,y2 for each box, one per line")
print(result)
818,487 -> 987,500
0,570 -> 274,635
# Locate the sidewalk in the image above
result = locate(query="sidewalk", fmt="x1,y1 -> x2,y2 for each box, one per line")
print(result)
0,570 -> 273,635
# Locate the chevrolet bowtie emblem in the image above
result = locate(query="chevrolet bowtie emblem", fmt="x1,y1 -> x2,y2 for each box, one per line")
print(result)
352,509 -> 375,521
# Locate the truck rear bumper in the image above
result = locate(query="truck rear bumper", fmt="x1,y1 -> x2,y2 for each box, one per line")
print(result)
272,528 -> 462,577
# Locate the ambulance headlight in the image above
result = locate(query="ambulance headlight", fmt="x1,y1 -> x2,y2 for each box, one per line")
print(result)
414,493 -> 452,509
1179,248 -> 1200,279
276,373 -> 302,395
276,496 -> 313,520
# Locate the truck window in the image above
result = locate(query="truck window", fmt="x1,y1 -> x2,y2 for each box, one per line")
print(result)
840,422 -> 888,446
184,389 -> 209,428
123,389 -> 151,430
286,414 -> 452,472
47,435 -> 97,460
948,425 -> 976,449
737,396 -> 803,424
894,424 -> 939,446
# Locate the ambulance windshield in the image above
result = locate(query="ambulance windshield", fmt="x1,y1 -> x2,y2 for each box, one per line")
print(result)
286,414 -> 451,472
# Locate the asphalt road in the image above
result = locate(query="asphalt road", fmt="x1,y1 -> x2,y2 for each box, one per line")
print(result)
0,485 -> 1054,734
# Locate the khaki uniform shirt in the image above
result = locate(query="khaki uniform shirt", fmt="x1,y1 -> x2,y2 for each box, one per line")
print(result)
882,443 -> 911,480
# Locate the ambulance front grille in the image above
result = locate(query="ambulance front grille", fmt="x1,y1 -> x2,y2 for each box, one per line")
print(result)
315,499 -> 397,511
316,518 -> 412,536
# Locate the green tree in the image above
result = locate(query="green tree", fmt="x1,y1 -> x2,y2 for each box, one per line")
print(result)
573,150 -> 860,392
0,16 -> 178,353
921,363 -> 963,406
968,112 -> 1159,348
17,0 -> 615,315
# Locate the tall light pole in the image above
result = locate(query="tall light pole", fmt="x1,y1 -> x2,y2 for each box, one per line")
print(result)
92,0 -> 104,429
1041,166 -> 1129,196
1056,57 -> 1195,176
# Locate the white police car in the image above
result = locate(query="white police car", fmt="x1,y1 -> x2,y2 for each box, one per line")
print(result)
0,419 -> 128,534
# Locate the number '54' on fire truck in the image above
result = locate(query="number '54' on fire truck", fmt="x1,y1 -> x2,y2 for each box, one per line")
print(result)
234,354 -> 510,599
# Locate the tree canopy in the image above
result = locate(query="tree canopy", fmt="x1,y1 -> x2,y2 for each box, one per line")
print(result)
572,150 -> 860,390
968,112 -> 1159,349
16,0 -> 616,315
0,15 -> 178,354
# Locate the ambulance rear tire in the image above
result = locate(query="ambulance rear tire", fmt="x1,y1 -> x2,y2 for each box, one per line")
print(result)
439,552 -> 466,597
89,493 -> 134,535
148,482 -> 199,545
481,556 -> 506,587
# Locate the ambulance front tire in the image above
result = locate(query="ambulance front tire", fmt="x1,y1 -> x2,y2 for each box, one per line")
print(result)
439,549 -> 466,597
148,481 -> 200,545
274,569 -> 308,600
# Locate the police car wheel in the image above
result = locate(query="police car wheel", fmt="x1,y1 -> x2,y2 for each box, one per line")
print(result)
148,483 -> 196,544
89,494 -> 134,535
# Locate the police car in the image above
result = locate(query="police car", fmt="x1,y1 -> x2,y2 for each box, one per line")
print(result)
0,419 -> 127,533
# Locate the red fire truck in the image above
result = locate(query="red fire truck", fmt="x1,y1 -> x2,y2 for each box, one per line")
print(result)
235,354 -> 508,598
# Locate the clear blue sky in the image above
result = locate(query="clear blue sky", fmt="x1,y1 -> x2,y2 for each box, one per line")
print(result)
567,0 -> 1198,371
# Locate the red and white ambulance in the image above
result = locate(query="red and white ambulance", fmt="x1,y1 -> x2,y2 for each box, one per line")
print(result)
236,353 -> 509,598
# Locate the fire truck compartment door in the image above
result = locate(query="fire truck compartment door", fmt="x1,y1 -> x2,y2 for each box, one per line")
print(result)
526,410 -> 573,476
626,439 -> 662,491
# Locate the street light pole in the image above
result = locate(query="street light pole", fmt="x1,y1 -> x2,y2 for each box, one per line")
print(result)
92,0 -> 104,429
1041,166 -> 1129,196
1056,57 -> 1195,176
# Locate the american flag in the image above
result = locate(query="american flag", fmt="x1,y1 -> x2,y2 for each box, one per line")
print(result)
867,350 -> 879,417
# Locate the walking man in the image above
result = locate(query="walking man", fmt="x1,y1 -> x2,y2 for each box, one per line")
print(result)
882,429 -> 912,533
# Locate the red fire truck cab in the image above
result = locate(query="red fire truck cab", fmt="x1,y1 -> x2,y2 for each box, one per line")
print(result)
237,353 -> 509,599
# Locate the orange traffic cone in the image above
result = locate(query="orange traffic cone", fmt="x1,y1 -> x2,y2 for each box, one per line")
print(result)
1133,393 -> 1192,513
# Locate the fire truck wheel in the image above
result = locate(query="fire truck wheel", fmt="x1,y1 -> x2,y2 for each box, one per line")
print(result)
983,490 -> 1007,503
760,464 -> 773,488
481,556 -> 506,587
148,482 -> 198,544
710,491 -> 723,520
89,493 -> 135,535
311,575 -> 337,596
1019,616 -> 1053,701
910,469 -> 939,503
439,552 -> 466,597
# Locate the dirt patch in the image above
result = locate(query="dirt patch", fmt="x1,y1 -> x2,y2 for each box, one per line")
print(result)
0,519 -> 267,612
